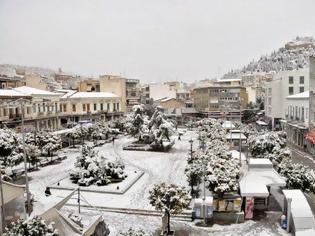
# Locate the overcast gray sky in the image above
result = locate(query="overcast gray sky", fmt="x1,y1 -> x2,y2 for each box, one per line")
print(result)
1,0 -> 315,83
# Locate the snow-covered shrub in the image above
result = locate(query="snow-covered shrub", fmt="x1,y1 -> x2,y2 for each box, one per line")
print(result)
4,217 -> 58,236
70,145 -> 127,186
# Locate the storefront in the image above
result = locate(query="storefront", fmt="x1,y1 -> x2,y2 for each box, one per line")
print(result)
239,159 -> 286,219
305,132 -> 315,155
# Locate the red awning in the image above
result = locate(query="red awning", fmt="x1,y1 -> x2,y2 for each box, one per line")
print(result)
305,132 -> 315,144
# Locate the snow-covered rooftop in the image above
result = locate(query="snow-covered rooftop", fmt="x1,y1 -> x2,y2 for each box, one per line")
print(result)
240,158 -> 286,197
69,92 -> 119,99
225,132 -> 247,140
286,90 -> 309,99
221,121 -> 235,129
282,189 -> 315,232
0,89 -> 30,97
14,86 -> 62,96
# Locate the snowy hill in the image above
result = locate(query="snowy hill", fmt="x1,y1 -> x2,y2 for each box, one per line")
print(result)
0,64 -> 57,77
224,36 -> 315,78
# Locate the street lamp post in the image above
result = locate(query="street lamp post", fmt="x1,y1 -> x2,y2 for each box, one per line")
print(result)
189,139 -> 193,163
20,101 -> 31,215
0,165 -> 5,234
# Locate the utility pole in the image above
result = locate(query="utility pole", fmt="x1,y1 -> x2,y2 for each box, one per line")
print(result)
239,102 -> 242,166
0,166 -> 5,234
21,101 -> 31,216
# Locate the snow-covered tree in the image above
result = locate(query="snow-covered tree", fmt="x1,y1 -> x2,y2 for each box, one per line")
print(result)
41,133 -> 62,157
278,159 -> 315,193
70,145 -> 127,186
248,131 -> 289,166
149,183 -> 190,234
25,143 -> 41,168
0,128 -> 23,167
185,160 -> 203,196
4,217 -> 58,236
125,105 -> 175,150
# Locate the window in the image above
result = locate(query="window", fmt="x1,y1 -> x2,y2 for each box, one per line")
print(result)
302,107 -> 304,120
113,103 -> 116,111
117,103 -> 119,111
306,108 -> 309,119
289,87 -> 294,95
268,88 -> 272,95
86,104 -> 90,112
107,103 -> 110,111
72,104 -> 76,112
59,104 -> 62,112
33,105 -> 36,113
289,76 -> 294,84
300,87 -> 304,93
3,108 -> 7,116
43,103 -> 46,112
39,104 -> 41,112
27,107 -> 31,114
63,104 -> 67,112
300,76 -> 304,84
94,103 -> 97,111
100,103 -> 103,111
83,104 -> 86,112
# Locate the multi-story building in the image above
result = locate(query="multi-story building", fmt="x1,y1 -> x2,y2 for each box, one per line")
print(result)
0,75 -> 25,89
99,75 -> 127,113
78,79 -> 100,92
139,84 -> 152,105
126,79 -> 140,112
265,68 -> 310,129
193,85 -> 248,120
0,86 -> 62,131
284,91 -> 311,149
59,91 -> 123,124
0,86 -> 123,131
149,83 -> 176,101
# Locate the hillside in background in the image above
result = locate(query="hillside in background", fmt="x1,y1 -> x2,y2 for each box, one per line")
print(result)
0,64 -> 57,77
224,36 -> 315,78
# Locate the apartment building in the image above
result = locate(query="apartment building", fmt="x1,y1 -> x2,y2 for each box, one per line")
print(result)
0,86 -> 62,131
0,86 -> 123,131
284,91 -> 310,149
125,79 -> 140,112
59,91 -> 123,124
265,68 -> 310,129
193,85 -> 248,120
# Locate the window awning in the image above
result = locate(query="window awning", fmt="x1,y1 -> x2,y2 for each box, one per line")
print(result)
305,132 -> 315,144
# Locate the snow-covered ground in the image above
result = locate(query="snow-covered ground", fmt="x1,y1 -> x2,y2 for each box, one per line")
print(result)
28,131 -> 290,235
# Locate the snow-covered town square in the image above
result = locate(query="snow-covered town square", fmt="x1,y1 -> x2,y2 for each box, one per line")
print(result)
2,1 -> 315,235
